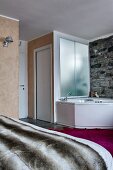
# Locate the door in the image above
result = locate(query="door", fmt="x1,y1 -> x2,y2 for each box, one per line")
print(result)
19,41 -> 28,118
35,45 -> 52,122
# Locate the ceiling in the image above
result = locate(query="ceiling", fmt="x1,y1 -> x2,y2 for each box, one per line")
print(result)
0,0 -> 113,41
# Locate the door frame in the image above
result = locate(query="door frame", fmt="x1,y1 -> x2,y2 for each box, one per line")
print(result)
34,44 -> 53,122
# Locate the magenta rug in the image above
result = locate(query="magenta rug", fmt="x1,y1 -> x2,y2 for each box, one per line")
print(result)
54,128 -> 113,157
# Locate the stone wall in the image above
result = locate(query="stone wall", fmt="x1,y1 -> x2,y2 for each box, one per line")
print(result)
89,35 -> 113,98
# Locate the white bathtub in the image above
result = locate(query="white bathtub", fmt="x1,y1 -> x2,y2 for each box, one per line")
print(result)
56,98 -> 113,128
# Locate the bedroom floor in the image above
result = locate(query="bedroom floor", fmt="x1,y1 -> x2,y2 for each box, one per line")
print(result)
20,118 -> 68,130
20,118 -> 113,157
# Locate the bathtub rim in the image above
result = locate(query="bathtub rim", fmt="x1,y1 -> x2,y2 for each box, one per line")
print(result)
58,97 -> 113,104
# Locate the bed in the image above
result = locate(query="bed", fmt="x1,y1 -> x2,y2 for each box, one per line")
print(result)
0,115 -> 113,170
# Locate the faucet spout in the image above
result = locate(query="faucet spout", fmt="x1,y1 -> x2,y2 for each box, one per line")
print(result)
60,92 -> 72,101
65,91 -> 72,100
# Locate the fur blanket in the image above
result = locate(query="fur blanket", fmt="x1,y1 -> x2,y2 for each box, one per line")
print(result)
0,115 -> 107,170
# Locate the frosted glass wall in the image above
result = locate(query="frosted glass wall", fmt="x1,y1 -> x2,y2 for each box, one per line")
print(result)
60,38 -> 89,97
60,38 -> 75,96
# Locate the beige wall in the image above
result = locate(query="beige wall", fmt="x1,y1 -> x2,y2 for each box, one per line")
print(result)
0,16 -> 19,118
28,33 -> 53,118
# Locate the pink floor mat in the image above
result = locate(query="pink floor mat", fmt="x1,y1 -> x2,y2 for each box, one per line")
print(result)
54,128 -> 113,157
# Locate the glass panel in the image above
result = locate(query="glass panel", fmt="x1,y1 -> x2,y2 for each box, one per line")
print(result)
60,38 -> 89,97
60,38 -> 75,97
75,43 -> 89,96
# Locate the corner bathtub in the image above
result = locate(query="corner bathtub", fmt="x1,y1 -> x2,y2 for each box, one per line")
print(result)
56,98 -> 113,129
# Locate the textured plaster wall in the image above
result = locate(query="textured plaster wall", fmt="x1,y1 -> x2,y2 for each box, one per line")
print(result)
89,35 -> 113,98
0,16 -> 19,118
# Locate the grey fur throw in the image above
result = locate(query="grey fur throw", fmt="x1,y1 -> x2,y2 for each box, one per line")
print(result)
0,115 -> 107,170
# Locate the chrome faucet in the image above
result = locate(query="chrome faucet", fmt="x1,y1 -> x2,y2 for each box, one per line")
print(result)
64,91 -> 72,101
60,92 -> 72,101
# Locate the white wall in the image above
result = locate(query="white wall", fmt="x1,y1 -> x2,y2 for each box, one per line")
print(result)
19,40 -> 28,118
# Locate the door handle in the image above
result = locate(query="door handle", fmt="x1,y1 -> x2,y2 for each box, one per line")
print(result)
20,85 -> 24,87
